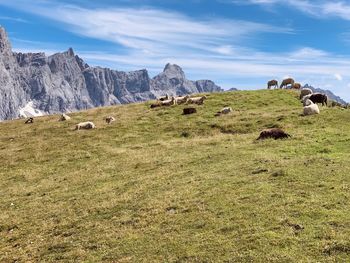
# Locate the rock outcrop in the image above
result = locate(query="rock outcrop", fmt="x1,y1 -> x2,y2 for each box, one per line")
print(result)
0,26 -> 222,120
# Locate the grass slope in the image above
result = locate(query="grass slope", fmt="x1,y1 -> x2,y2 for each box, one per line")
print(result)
1,89 -> 350,262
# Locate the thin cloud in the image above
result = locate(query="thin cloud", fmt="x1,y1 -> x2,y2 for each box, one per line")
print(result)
230,0 -> 350,20
0,15 -> 28,23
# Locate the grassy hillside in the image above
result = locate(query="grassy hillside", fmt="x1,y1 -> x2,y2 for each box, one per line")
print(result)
1,89 -> 350,262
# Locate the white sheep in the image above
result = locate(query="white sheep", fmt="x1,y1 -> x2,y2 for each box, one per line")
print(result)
303,100 -> 320,116
75,121 -> 96,130
59,113 -> 71,121
186,96 -> 207,105
105,116 -> 115,124
302,94 -> 313,106
215,107 -> 232,116
174,95 -> 189,105
160,97 -> 175,106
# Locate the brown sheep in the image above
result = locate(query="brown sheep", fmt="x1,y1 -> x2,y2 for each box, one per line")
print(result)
280,78 -> 295,89
257,128 -> 291,140
183,107 -> 197,115
267,79 -> 278,89
292,83 -> 301,89
150,103 -> 161,108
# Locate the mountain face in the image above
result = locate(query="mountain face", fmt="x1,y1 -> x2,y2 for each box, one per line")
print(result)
303,84 -> 347,105
0,27 -> 222,120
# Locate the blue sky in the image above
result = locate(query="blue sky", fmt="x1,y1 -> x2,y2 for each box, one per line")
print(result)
1,0 -> 350,100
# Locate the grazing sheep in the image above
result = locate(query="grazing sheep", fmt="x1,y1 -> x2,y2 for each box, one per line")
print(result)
257,128 -> 291,140
280,78 -> 295,89
174,95 -> 189,105
59,113 -> 71,121
186,96 -> 207,105
303,100 -> 320,116
183,107 -> 197,115
309,93 -> 328,106
267,79 -> 278,89
160,97 -> 175,106
75,121 -> 96,130
105,116 -> 115,124
299,88 -> 313,99
292,83 -> 301,89
215,107 -> 232,116
157,94 -> 169,101
24,117 -> 34,124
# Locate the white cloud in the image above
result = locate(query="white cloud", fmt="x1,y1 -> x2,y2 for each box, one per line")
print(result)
334,73 -> 343,81
231,0 -> 350,21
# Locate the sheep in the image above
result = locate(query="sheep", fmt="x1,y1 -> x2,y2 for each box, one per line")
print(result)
160,97 -> 175,106
301,94 -> 313,106
150,103 -> 161,109
183,107 -> 197,115
303,100 -> 320,116
215,107 -> 232,116
257,128 -> 291,140
24,117 -> 34,124
105,116 -> 115,124
75,121 -> 96,130
157,94 -> 169,101
186,96 -> 207,105
292,83 -> 301,89
299,88 -> 313,99
174,95 -> 189,105
309,93 -> 328,106
59,113 -> 71,121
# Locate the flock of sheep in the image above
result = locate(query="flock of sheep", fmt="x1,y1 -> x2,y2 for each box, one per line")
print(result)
21,83 -> 332,139
267,78 -> 329,116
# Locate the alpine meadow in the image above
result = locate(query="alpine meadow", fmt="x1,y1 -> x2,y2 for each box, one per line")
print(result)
1,89 -> 350,262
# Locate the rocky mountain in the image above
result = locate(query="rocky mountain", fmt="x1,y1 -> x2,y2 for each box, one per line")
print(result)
303,84 -> 347,105
0,26 -> 222,120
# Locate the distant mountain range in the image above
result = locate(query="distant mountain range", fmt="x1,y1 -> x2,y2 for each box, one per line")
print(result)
0,26 -> 222,120
303,84 -> 347,105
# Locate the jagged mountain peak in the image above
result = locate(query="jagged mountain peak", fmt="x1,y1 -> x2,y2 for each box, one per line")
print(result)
0,26 -> 222,121
0,26 -> 12,54
162,63 -> 186,79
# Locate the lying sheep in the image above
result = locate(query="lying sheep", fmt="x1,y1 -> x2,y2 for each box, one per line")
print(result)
215,107 -> 232,116
75,121 -> 96,130
186,96 -> 207,105
59,113 -> 71,121
105,116 -> 115,124
257,128 -> 291,140
157,94 -> 169,101
160,97 -> 175,106
150,103 -> 161,108
24,117 -> 34,124
303,99 -> 320,116
301,94 -> 313,106
183,107 -> 197,115
300,88 -> 313,99
174,95 -> 189,105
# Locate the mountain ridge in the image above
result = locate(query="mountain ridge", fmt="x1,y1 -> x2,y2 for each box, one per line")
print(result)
0,26 -> 222,120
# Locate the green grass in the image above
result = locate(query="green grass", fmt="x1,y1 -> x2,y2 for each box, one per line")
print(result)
1,89 -> 350,262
